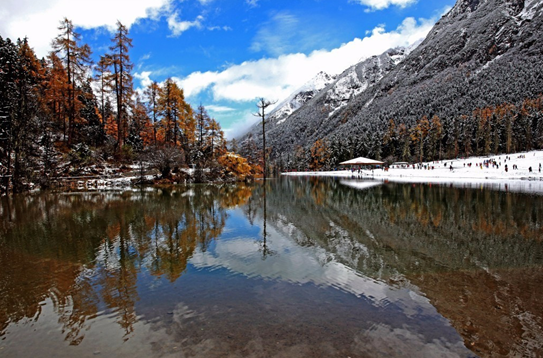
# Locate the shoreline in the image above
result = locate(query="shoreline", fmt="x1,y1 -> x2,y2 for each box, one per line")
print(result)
282,150 -> 543,191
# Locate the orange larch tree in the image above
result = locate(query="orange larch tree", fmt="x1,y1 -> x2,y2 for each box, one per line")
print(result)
51,18 -> 92,146
108,21 -> 134,150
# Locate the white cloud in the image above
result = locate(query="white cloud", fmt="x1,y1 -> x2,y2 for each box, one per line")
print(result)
250,12 -> 300,55
223,111 -> 260,139
206,105 -> 236,113
0,0 -> 173,57
167,13 -> 204,37
178,17 -> 435,104
351,0 -> 418,11
246,0 -> 259,7
208,25 -> 233,31
134,71 -> 153,89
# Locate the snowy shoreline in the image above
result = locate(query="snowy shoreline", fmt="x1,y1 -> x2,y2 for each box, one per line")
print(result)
283,150 -> 543,194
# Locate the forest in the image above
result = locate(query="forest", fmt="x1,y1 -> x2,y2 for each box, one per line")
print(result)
236,0 -> 543,174
259,95 -> 543,173
0,19 -> 255,194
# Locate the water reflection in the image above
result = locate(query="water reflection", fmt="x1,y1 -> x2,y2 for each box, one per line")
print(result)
0,178 -> 541,357
263,177 -> 543,357
0,186 -> 250,347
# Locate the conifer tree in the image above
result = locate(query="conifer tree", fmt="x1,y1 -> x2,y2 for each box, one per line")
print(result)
410,116 -> 430,163
52,18 -> 92,145
94,55 -> 112,139
429,115 -> 443,160
309,139 -> 330,171
0,38 -> 45,192
79,78 -> 103,146
108,21 -> 134,150
195,104 -> 210,154
144,81 -> 162,145
128,95 -> 152,152
158,78 -> 193,150
43,52 -> 70,140
206,118 -> 225,159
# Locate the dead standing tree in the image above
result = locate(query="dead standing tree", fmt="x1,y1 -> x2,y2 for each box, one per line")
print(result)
253,98 -> 276,179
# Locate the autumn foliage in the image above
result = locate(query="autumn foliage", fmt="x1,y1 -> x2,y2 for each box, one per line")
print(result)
218,153 -> 253,180
0,18 -> 252,192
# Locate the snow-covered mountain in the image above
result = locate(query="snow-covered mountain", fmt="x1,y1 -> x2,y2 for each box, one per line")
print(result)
322,47 -> 408,118
239,0 -> 543,162
241,46 -> 409,140
268,71 -> 336,126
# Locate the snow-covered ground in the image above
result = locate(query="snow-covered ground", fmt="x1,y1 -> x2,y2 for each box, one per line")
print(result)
283,150 -> 543,194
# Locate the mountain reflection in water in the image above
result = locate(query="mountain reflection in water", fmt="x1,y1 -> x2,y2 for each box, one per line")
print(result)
0,178 -> 541,357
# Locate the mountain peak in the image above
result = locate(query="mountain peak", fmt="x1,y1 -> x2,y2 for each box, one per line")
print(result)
266,71 -> 337,124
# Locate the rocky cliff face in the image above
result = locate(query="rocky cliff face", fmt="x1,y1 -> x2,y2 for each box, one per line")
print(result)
240,0 -> 543,161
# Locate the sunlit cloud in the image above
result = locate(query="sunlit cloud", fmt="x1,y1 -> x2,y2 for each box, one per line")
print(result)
351,0 -> 418,11
167,13 -> 204,37
207,105 -> 236,113
0,0 -> 174,57
134,71 -> 153,89
178,16 -> 436,104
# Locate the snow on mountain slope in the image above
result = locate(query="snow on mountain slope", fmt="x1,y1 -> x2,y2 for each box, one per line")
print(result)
325,47 -> 409,117
239,46 -> 411,145
269,71 -> 337,125
238,0 -> 543,162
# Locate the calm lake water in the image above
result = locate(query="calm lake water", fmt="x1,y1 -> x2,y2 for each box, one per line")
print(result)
1,177 -> 542,357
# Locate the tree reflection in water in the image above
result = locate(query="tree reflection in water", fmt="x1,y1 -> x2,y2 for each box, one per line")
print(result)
262,177 -> 543,357
0,178 -> 542,357
0,184 -> 251,344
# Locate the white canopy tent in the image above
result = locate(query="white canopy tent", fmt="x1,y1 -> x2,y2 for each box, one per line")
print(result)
339,157 -> 384,166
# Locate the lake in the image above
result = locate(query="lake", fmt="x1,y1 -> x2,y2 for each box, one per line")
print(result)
1,177 -> 542,357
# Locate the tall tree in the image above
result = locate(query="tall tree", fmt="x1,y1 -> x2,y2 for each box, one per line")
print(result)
398,123 -> 411,161
254,98 -> 275,178
94,55 -> 112,140
382,118 -> 398,160
79,78 -> 103,147
206,118 -> 226,159
0,37 -> 18,192
309,139 -> 330,171
158,78 -> 193,149
0,38 -> 44,192
410,116 -> 430,163
143,81 -> 161,145
429,115 -> 443,160
51,18 -> 92,145
127,95 -> 152,152
109,21 -> 134,150
43,52 -> 70,140
496,103 -> 516,154
195,104 -> 210,153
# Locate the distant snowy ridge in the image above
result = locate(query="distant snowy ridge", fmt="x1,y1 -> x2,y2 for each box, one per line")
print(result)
324,47 -> 409,117
269,71 -> 337,125
518,0 -> 543,20
241,46 -> 411,142
238,0 -> 543,162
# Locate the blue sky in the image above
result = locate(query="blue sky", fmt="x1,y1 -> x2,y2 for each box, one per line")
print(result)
1,0 -> 455,138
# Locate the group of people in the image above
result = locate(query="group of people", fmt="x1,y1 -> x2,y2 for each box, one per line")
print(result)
351,156 -> 542,175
